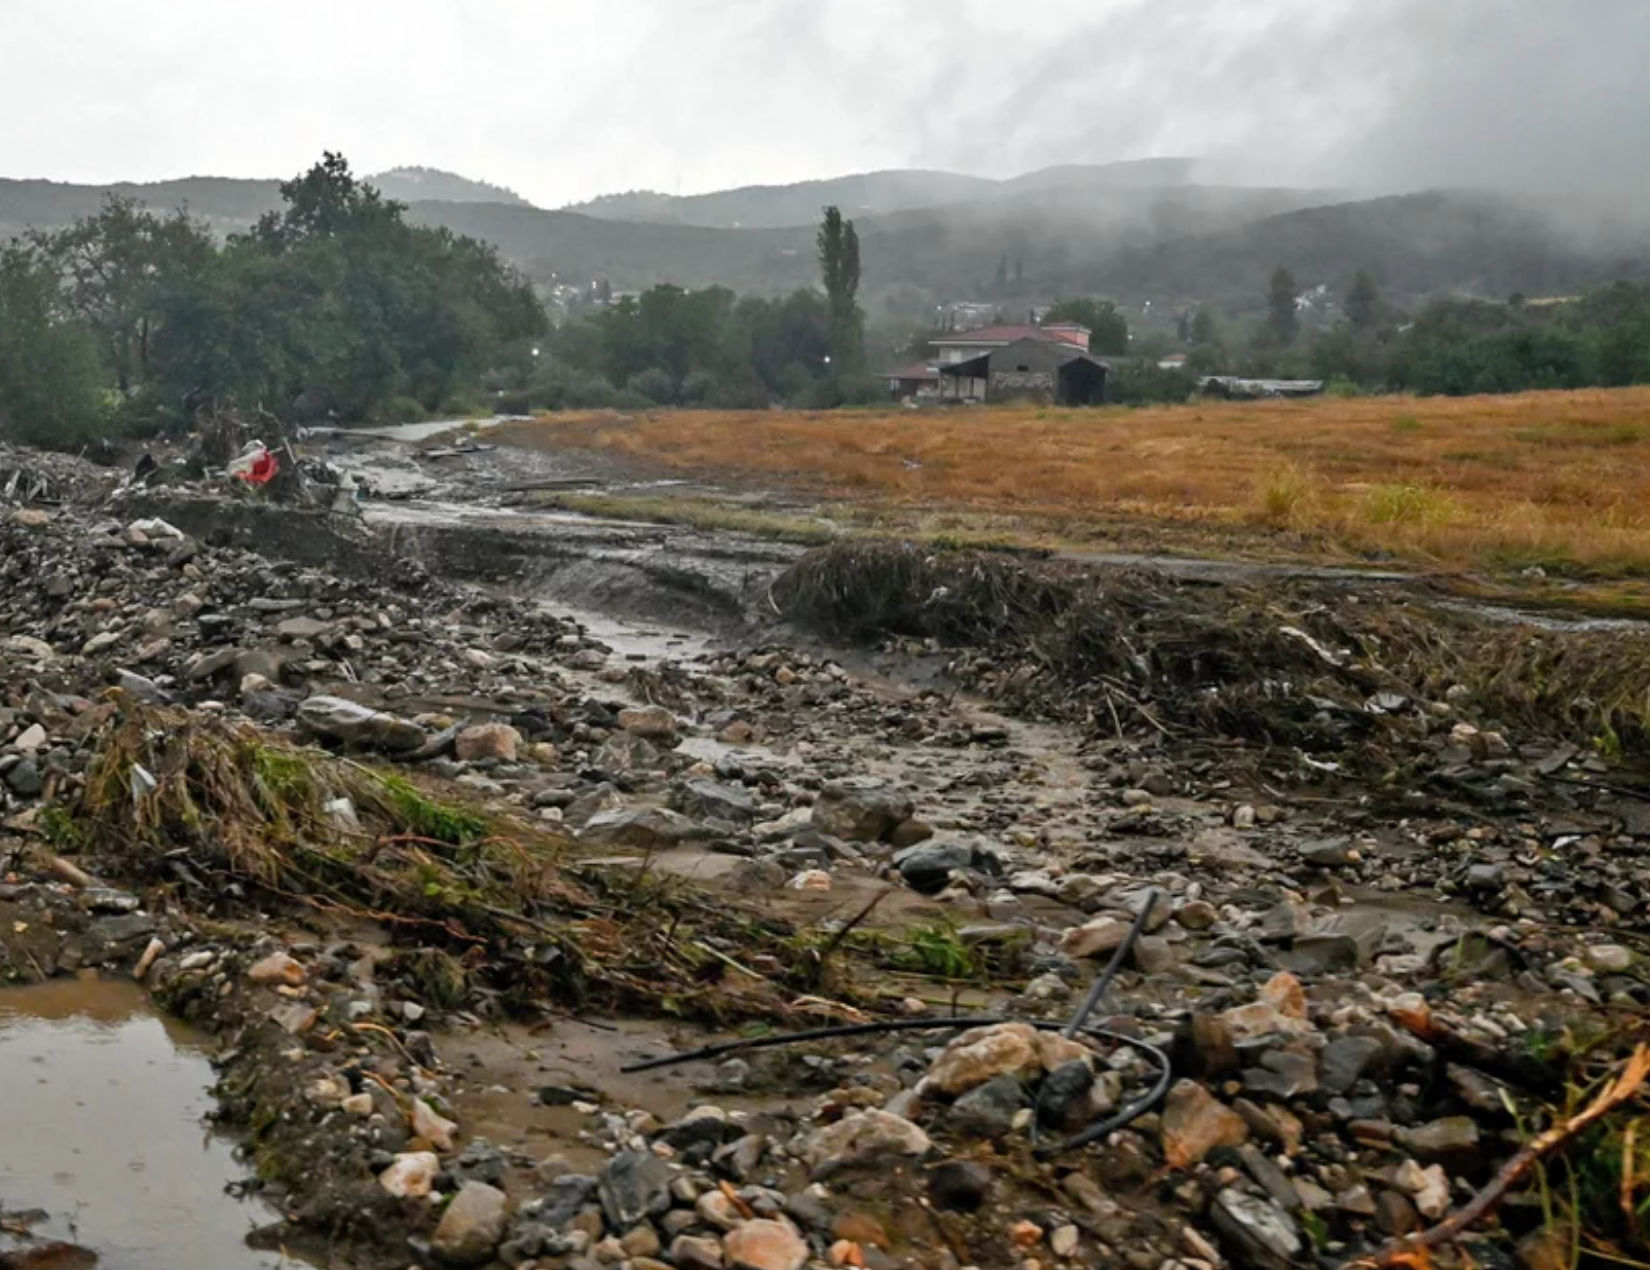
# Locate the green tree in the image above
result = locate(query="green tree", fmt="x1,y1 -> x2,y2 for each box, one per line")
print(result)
1190,306 -> 1218,346
1346,269 -> 1379,332
1044,297 -> 1129,355
188,152 -> 548,423
0,244 -> 107,447
253,151 -> 404,248
30,196 -> 216,395
817,206 -> 864,375
1263,266 -> 1300,346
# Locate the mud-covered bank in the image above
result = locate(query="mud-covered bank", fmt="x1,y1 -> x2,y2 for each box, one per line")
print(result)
119,492 -> 803,635
7,440 -> 1650,1270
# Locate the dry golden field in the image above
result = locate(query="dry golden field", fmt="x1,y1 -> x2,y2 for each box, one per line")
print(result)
490,387 -> 1650,575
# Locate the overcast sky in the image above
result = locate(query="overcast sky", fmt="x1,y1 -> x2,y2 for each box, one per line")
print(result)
2,0 -> 1645,207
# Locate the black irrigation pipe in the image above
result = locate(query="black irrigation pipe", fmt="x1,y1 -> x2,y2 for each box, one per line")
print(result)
621,889 -> 1172,1160
1030,887 -> 1163,1157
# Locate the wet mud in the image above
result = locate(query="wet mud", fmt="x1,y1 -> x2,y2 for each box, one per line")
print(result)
0,978 -> 296,1270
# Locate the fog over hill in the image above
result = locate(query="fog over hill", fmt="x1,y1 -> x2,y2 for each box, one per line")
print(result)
2,159 -> 1646,323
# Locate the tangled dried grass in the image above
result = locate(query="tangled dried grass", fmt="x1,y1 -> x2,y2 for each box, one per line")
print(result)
73,703 -> 818,1022
774,542 -> 1650,758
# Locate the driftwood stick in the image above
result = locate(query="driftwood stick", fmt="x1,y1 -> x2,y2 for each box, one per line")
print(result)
1345,1044 -> 1650,1269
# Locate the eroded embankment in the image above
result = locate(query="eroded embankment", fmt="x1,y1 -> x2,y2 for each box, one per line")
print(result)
119,493 -> 800,633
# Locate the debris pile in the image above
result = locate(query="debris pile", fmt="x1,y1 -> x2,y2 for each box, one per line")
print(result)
774,539 -> 1650,759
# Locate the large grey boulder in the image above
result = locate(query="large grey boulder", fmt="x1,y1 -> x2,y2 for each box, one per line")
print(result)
296,695 -> 428,753
811,777 -> 914,842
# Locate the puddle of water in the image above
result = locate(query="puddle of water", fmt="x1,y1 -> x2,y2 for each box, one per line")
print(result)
364,498 -> 659,533
0,979 -> 299,1270
547,604 -> 722,667
308,415 -> 512,444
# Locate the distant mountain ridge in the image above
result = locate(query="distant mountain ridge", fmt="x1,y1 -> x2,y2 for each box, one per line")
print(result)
561,158 -> 1210,228
0,167 -> 526,239
366,167 -> 532,207
1,161 -> 1644,321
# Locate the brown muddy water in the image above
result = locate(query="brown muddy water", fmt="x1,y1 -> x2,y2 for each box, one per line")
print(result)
0,978 -> 300,1269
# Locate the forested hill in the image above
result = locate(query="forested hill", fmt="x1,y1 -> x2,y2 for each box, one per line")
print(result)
0,176 -> 284,237
0,167 -> 523,238
1084,192 -> 1650,310
561,158 -> 1209,227
366,167 -> 532,207
3,166 -> 1645,320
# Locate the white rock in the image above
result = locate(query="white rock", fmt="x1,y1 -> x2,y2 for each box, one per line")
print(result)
412,1097 -> 459,1151
803,1109 -> 931,1177
1395,1159 -> 1451,1219
379,1151 -> 440,1198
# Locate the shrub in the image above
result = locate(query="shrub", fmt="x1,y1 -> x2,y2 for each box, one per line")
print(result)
438,394 -> 486,418
626,367 -> 678,405
1255,462 -> 1319,528
377,395 -> 427,424
1361,483 -> 1456,529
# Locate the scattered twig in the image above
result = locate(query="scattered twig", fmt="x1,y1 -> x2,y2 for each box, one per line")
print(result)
692,939 -> 771,984
812,888 -> 892,970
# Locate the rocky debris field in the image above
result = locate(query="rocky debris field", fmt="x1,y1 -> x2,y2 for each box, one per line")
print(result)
4,441 -> 1650,1270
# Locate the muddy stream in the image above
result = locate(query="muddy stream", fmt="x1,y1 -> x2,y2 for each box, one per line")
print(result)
0,978 -> 299,1269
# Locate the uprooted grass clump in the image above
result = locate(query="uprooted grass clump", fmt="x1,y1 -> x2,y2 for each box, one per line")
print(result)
773,540 -> 1650,758
72,704 -> 835,1023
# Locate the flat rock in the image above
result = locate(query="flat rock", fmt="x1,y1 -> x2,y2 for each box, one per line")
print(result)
1161,1079 -> 1248,1169
927,1023 -> 1041,1095
1319,1035 -> 1383,1095
598,1150 -> 673,1229
596,732 -> 662,774
247,951 -> 305,986
276,616 -> 334,641
1209,1188 -> 1303,1270
1061,916 -> 1129,959
431,1181 -> 509,1266
579,806 -> 698,849
455,722 -> 522,763
894,842 -> 975,895
618,705 -> 679,742
671,1235 -> 726,1270
1221,972 -> 1315,1043
948,1074 -> 1027,1138
811,777 -> 914,843
1396,1116 -> 1479,1162
675,778 -> 758,823
804,1109 -> 931,1178
297,695 -> 427,753
723,1221 -> 808,1270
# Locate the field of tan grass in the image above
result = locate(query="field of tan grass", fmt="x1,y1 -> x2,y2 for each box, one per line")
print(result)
489,387 -> 1650,576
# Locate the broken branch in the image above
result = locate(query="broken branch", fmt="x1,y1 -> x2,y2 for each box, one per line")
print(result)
1347,1044 -> 1650,1269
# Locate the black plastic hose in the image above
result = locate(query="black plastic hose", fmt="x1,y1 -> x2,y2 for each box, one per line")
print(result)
621,892 -> 1173,1162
